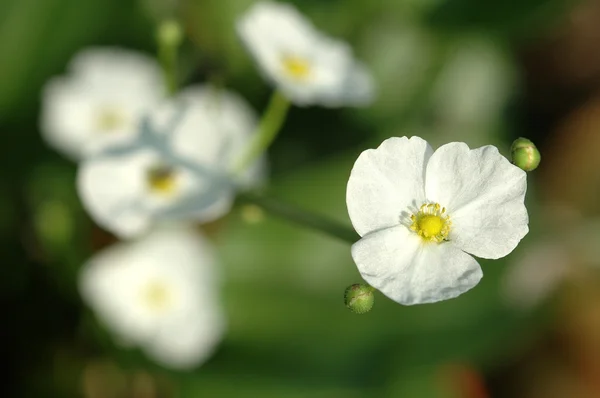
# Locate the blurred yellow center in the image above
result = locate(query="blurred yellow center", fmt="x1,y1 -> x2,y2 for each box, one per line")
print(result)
96,107 -> 125,131
142,281 -> 171,312
147,165 -> 177,196
281,56 -> 311,80
410,203 -> 451,243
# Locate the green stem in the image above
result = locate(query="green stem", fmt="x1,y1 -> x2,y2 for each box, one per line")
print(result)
159,43 -> 178,95
238,192 -> 359,244
234,90 -> 291,174
157,19 -> 182,96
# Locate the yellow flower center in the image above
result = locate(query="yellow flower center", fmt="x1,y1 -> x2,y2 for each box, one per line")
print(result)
146,165 -> 177,196
96,107 -> 126,132
141,281 -> 172,312
410,202 -> 451,243
281,55 -> 311,80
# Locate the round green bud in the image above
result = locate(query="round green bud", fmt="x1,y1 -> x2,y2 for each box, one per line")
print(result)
344,284 -> 374,314
511,137 -> 541,171
157,19 -> 183,47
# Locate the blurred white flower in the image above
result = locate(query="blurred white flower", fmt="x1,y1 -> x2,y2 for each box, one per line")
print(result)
77,85 -> 263,238
41,47 -> 164,160
347,136 -> 528,305
237,1 -> 374,107
79,226 -> 225,370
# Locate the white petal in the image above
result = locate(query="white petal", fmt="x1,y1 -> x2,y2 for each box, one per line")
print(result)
145,305 -> 225,370
40,77 -> 98,160
276,39 -> 353,106
131,225 -> 219,284
40,80 -> 152,159
40,47 -> 164,160
346,136 -> 433,236
79,244 -> 149,341
351,226 -> 483,305
236,1 -> 317,83
236,1 -> 374,107
154,172 -> 235,226
79,226 -> 224,359
78,142 -> 236,238
175,85 -> 265,187
77,149 -> 155,238
425,143 -> 528,259
69,47 -> 163,94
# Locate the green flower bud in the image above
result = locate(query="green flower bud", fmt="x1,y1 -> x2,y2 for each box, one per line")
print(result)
157,19 -> 183,48
344,284 -> 374,314
511,137 -> 541,171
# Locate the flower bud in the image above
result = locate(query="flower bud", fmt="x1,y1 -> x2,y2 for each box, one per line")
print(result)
157,19 -> 183,49
344,284 -> 374,314
511,137 -> 540,171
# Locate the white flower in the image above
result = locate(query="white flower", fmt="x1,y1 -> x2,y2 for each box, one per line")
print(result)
40,47 -> 164,160
236,1 -> 374,107
79,226 -> 225,370
346,136 -> 528,305
77,84 -> 263,238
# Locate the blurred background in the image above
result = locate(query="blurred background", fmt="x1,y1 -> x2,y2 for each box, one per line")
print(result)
4,0 -> 600,396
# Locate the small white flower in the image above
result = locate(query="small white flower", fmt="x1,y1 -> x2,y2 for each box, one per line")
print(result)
79,226 -> 225,370
346,136 -> 528,305
41,47 -> 164,160
236,1 -> 374,107
77,84 -> 263,238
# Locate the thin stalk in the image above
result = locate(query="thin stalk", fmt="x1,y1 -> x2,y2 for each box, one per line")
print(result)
157,19 -> 182,96
233,90 -> 291,174
238,192 -> 359,244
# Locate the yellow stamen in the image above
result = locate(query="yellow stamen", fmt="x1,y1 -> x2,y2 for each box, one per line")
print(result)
409,202 -> 451,243
142,281 -> 171,312
147,165 -> 177,196
281,55 -> 311,80
96,107 -> 125,131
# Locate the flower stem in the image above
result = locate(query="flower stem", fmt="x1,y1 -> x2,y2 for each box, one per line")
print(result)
238,192 -> 359,244
233,90 -> 291,174
157,19 -> 183,96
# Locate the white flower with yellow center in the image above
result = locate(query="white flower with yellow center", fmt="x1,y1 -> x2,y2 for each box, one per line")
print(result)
79,226 -> 224,370
40,47 -> 164,160
77,85 -> 263,238
346,136 -> 529,305
236,1 -> 374,107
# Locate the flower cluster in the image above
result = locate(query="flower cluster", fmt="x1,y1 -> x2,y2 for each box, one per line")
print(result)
77,84 -> 264,238
40,1 -> 376,369
41,47 -> 255,369
39,0 -> 533,372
